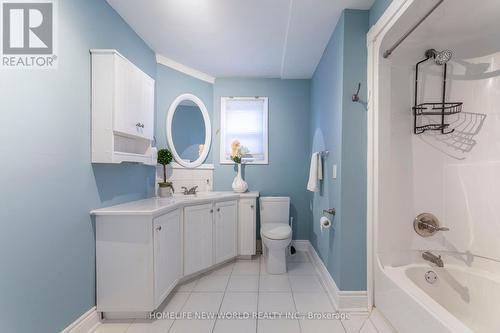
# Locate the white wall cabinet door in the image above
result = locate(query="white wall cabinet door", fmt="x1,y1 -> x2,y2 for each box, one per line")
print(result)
140,76 -> 155,140
184,204 -> 214,276
215,200 -> 238,264
153,209 -> 182,307
127,65 -> 143,137
238,198 -> 256,256
113,55 -> 132,136
112,54 -> 154,140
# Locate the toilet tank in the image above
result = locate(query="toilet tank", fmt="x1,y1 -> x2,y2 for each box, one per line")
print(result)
259,197 -> 290,224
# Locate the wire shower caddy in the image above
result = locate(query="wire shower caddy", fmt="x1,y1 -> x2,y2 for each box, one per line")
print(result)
413,52 -> 463,134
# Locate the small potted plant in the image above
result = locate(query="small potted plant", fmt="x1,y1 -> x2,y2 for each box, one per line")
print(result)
157,148 -> 174,198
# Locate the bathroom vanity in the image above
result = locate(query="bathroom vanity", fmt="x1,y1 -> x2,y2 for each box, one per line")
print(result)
92,191 -> 258,318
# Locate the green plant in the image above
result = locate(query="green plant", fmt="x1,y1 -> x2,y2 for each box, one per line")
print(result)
157,148 -> 173,184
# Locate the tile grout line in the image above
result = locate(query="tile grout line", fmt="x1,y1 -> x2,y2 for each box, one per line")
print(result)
166,279 -> 195,333
287,263 -> 304,333
339,314 -> 351,333
357,317 -> 369,333
256,255 -> 261,333
368,316 -> 382,333
211,260 -> 235,333
119,321 -> 133,333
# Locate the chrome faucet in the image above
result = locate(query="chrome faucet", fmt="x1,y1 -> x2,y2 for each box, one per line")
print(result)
181,186 -> 198,195
422,251 -> 444,267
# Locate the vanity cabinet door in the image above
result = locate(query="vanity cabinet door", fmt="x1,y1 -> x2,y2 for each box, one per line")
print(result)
238,198 -> 257,256
215,200 -> 238,264
153,209 -> 181,307
184,204 -> 214,276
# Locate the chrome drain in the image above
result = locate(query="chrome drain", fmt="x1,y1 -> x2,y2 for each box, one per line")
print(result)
425,270 -> 438,284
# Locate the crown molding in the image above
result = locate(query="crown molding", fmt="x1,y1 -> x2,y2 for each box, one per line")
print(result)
156,54 -> 216,84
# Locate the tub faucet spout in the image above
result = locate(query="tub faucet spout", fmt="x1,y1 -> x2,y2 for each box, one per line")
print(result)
422,251 -> 444,267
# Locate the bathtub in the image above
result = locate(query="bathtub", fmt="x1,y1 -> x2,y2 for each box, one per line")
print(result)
375,255 -> 500,333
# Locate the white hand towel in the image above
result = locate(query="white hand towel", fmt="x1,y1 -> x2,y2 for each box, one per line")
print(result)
307,152 -> 322,192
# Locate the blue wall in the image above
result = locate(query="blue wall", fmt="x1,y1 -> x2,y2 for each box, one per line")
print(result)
156,65 -> 214,163
369,0 -> 393,26
213,79 -> 312,239
171,105 -> 206,161
309,10 -> 369,291
0,1 -> 156,333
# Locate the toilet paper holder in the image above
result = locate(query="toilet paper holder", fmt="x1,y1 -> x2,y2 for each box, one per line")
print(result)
323,208 -> 336,216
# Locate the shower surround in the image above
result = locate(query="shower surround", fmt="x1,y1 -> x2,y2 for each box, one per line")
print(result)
367,0 -> 500,332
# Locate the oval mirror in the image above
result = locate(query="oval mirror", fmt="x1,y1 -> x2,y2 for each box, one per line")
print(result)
166,94 -> 211,168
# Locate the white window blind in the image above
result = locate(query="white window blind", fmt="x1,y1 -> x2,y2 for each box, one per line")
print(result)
220,97 -> 268,164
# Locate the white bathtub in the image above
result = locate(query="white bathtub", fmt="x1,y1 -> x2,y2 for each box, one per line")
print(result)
375,255 -> 500,333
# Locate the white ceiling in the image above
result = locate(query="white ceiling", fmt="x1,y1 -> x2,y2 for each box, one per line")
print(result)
107,0 -> 374,79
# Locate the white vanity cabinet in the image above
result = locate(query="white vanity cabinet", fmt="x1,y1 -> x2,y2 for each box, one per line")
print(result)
95,208 -> 182,314
238,197 -> 257,256
214,200 -> 238,264
91,49 -> 155,165
183,203 -> 214,276
92,192 -> 258,318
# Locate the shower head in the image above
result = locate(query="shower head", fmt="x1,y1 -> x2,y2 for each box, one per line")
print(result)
425,49 -> 453,65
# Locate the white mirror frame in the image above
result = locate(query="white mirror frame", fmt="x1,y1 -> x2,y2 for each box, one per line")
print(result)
166,93 -> 211,168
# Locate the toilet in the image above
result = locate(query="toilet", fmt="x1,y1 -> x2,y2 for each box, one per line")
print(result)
260,197 -> 292,274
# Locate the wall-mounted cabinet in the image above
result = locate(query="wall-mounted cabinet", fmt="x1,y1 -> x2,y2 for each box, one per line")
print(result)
91,49 -> 155,165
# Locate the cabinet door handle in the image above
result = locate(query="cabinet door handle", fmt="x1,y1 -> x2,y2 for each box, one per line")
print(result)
250,205 -> 254,209
136,123 -> 145,128
217,208 -> 220,212
210,209 -> 214,213
155,226 -> 162,231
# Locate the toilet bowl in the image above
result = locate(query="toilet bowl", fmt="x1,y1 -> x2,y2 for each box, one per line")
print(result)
260,197 -> 291,274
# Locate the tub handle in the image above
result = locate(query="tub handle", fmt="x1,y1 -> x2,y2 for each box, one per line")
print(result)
421,221 -> 449,232
414,213 -> 449,237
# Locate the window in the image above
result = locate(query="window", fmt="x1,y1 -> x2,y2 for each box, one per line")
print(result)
220,97 -> 268,164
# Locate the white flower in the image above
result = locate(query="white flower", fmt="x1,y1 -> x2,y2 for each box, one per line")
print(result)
240,146 -> 249,156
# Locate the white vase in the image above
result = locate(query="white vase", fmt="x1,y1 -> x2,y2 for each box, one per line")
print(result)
232,164 -> 248,193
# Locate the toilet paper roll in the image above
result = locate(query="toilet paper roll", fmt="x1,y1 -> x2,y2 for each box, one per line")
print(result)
320,216 -> 331,233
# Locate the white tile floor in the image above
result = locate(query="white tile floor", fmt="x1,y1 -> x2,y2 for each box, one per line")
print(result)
92,252 -> 395,333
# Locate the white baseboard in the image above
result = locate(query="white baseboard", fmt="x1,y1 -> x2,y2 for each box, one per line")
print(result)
290,240 -> 309,252
292,240 -> 369,312
60,307 -> 101,333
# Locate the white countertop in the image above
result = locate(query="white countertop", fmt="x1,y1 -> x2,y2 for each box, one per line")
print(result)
91,191 -> 259,217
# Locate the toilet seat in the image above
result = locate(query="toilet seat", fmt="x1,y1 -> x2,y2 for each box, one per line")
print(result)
261,223 -> 292,240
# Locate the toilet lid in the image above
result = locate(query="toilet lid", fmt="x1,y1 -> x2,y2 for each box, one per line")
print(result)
261,223 -> 292,240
